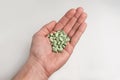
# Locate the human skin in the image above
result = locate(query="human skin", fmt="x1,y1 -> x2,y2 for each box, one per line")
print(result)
13,7 -> 87,80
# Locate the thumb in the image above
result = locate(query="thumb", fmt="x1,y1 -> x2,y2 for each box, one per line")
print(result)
38,21 -> 56,36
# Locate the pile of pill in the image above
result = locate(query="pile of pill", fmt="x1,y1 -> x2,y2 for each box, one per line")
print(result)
48,30 -> 70,53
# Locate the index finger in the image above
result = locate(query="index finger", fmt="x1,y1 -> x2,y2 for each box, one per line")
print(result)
54,9 -> 76,31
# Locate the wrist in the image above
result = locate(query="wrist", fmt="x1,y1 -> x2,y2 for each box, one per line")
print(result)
27,55 -> 49,80
13,55 -> 48,80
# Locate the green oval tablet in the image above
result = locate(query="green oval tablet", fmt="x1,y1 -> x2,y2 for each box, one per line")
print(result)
48,30 -> 70,53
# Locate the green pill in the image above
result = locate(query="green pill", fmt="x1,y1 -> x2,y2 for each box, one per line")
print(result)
48,30 -> 70,53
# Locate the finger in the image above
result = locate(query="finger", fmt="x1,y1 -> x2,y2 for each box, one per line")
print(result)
68,12 -> 87,38
63,7 -> 83,34
54,9 -> 76,31
38,21 -> 56,36
70,23 -> 87,47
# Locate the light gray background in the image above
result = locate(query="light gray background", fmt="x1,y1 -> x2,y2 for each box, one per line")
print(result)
0,0 -> 120,80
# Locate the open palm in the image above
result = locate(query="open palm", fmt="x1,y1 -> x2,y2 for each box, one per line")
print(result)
30,7 -> 87,77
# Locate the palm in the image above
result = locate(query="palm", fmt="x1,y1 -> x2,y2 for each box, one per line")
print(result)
30,7 -> 87,76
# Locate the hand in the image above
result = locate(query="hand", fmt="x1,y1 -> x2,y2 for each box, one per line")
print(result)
30,7 -> 87,77
13,7 -> 87,80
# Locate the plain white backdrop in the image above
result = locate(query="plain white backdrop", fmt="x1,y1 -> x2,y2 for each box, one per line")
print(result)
0,0 -> 120,80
